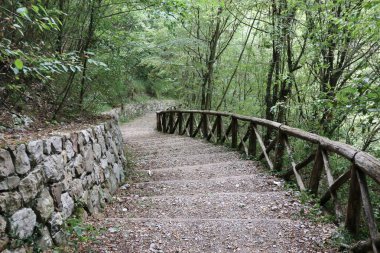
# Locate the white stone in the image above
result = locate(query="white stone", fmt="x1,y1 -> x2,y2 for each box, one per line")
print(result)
74,154 -> 84,176
43,155 -> 64,183
93,143 -> 102,161
81,145 -> 94,173
35,188 -> 54,222
10,208 -> 37,239
19,169 -> 43,203
61,193 -> 74,220
0,192 -> 22,214
0,149 -> 15,178
27,140 -> 44,164
50,136 -> 63,153
65,140 -> 75,160
0,176 -> 20,191
37,226 -> 53,250
14,144 -> 30,175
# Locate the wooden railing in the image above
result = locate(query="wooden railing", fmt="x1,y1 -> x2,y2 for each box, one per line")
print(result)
156,109 -> 380,252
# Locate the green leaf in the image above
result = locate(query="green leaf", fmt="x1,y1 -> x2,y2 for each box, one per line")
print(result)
14,59 -> 24,70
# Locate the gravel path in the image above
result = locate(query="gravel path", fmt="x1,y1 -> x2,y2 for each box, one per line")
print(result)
84,113 -> 337,252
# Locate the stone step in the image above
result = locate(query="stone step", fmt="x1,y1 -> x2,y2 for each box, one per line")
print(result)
126,138 -> 206,150
90,217 -> 332,252
136,152 -> 242,169
138,146 -> 227,160
131,175 -> 282,196
110,192 -> 301,220
125,135 -> 192,144
144,161 -> 262,181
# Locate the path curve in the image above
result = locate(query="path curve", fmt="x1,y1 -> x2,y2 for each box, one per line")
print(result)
85,113 -> 336,252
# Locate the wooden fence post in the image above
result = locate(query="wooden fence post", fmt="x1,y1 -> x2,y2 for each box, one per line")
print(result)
273,131 -> 285,171
178,112 -> 183,135
189,112 -> 194,137
216,115 -> 222,142
345,165 -> 362,235
231,116 -> 238,148
202,113 -> 208,139
309,146 -> 324,194
168,112 -> 174,133
162,113 -> 167,133
156,113 -> 162,132
248,122 -> 257,157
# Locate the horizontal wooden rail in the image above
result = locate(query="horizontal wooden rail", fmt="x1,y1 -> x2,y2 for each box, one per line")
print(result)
156,110 -> 380,252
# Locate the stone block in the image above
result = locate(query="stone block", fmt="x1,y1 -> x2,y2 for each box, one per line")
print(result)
61,193 -> 74,220
69,179 -> 84,201
34,188 -> 54,222
0,149 -> 15,178
10,208 -> 37,239
19,169 -> 43,203
81,145 -> 94,173
0,192 -> 22,214
0,176 -> 20,191
14,144 -> 30,175
43,155 -> 64,183
37,226 -> 53,250
65,140 -> 75,161
50,183 -> 63,212
74,154 -> 84,176
27,140 -> 44,165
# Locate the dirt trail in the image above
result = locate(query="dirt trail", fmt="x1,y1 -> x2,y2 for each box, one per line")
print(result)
85,113 -> 336,253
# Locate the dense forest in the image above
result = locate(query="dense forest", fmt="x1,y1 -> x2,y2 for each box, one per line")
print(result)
1,0 -> 379,157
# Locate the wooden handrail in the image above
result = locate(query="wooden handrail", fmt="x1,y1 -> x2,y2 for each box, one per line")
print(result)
156,109 -> 380,251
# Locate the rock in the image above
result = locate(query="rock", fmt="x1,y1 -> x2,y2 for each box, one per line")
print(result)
149,243 -> 163,253
100,158 -> 108,170
10,208 -> 37,239
0,149 -> 15,178
19,169 -> 43,203
0,215 -> 6,234
93,165 -> 104,185
62,170 -> 72,192
65,140 -> 75,161
0,192 -> 22,214
74,154 -> 84,176
113,163 -> 125,183
106,172 -> 118,194
81,145 -> 94,173
37,226 -> 53,250
49,212 -> 65,245
70,133 -> 79,153
87,186 -> 100,214
43,139 -> 52,155
0,176 -> 20,191
51,230 -> 66,245
106,151 -> 115,165
35,188 -> 54,222
2,247 -> 27,253
120,183 -> 130,190
50,183 -> 63,211
69,179 -> 84,201
49,212 -> 63,235
78,130 -> 91,149
27,140 -> 44,165
61,193 -> 74,220
14,144 -> 30,175
43,155 -> 64,183
0,236 -> 9,251
102,188 -> 112,204
50,136 -> 63,154
93,143 -> 102,161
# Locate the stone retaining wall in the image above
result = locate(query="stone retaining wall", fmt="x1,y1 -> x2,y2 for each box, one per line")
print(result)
106,100 -> 178,121
0,119 -> 125,252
